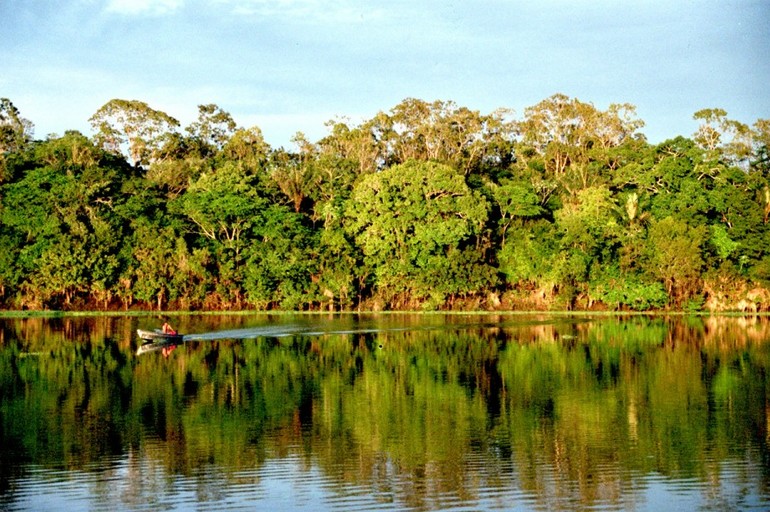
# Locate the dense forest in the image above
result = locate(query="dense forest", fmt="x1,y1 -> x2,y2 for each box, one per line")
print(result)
0,95 -> 769,312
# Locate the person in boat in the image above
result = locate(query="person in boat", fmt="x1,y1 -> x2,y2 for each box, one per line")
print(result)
161,321 -> 177,335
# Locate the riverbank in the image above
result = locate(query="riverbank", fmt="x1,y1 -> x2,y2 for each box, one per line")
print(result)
2,308 -> 769,319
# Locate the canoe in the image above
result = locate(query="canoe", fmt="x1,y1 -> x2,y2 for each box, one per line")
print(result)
137,328 -> 184,343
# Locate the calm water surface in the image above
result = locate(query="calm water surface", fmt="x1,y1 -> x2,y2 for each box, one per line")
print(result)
1,313 -> 769,511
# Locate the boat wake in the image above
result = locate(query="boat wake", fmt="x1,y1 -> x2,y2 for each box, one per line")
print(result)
182,324 -> 425,341
138,315 -> 595,355
183,325 -> 312,341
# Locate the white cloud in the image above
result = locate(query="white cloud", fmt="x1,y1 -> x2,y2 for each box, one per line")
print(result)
104,0 -> 185,16
214,0 -> 389,24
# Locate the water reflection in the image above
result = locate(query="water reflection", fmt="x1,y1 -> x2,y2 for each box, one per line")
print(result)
1,314 -> 769,511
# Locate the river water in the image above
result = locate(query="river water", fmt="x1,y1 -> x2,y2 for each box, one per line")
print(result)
1,313 -> 768,511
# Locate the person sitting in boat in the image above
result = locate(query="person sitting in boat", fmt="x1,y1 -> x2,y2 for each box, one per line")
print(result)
161,321 -> 177,335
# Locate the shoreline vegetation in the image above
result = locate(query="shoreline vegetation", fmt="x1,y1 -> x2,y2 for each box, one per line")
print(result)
1,310 -> 770,321
1,95 -> 769,314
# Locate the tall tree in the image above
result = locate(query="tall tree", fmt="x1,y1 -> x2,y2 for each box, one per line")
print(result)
269,133 -> 319,213
0,98 -> 34,155
317,119 -> 385,174
0,98 -> 35,184
486,177 -> 544,244
381,98 -> 516,175
221,126 -> 271,172
518,94 -> 644,193
692,108 -> 752,167
89,99 -> 180,167
752,119 -> 770,174
178,162 -> 263,253
185,103 -> 237,154
344,160 -> 491,307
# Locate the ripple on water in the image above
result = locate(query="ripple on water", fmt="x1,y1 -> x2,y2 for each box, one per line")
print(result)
4,449 -> 770,511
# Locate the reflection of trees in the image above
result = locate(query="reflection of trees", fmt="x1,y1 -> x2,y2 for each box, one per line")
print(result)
496,316 -> 770,508
1,315 -> 769,509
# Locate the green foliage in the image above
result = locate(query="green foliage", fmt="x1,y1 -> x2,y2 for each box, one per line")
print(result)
242,206 -> 315,309
1,96 -> 769,311
185,103 -> 237,153
178,161 -> 264,247
589,266 -> 669,311
497,222 -> 561,289
556,185 -> 619,252
642,217 -> 708,303
710,224 -> 739,261
344,160 -> 491,307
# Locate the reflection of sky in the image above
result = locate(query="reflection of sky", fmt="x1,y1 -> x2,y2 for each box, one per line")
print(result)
641,465 -> 767,511
8,455 -> 767,511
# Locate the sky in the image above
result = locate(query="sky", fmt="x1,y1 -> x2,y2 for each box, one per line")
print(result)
1,0 -> 768,148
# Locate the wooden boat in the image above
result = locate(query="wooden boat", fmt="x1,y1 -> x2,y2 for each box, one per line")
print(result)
136,328 -> 184,356
137,328 -> 184,343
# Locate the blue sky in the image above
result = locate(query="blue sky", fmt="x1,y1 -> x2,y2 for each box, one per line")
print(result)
1,0 -> 768,148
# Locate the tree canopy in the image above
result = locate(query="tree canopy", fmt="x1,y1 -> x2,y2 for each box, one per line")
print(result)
1,95 -> 769,311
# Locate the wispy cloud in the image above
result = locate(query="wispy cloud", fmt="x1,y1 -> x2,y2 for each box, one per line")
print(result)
104,0 -> 185,16
214,0 -> 389,24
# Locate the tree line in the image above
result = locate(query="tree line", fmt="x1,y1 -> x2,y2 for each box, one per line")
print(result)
1,95 -> 769,311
